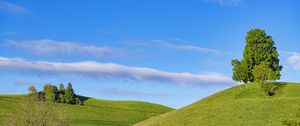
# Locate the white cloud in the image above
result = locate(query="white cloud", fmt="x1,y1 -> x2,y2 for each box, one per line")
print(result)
157,40 -> 220,54
288,53 -> 300,71
125,39 -> 226,54
201,0 -> 244,6
0,56 -> 234,85
123,39 -> 234,55
153,40 -> 229,55
6,39 -> 122,58
0,1 -> 30,13
123,39 -> 237,55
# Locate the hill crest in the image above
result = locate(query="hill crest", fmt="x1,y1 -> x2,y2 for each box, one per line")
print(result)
135,82 -> 300,126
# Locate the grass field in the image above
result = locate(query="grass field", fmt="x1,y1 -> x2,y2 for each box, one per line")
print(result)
0,95 -> 174,126
135,82 -> 300,126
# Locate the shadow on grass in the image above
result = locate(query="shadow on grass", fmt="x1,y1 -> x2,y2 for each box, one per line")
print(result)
267,82 -> 287,96
274,82 -> 287,91
77,95 -> 90,104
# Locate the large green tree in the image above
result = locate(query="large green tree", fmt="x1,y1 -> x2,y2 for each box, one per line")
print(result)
232,29 -> 282,83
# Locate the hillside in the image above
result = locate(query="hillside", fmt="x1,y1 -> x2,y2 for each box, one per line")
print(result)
0,95 -> 174,126
135,82 -> 300,126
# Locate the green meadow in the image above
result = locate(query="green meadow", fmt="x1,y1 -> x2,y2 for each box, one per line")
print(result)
135,82 -> 300,126
0,95 -> 174,126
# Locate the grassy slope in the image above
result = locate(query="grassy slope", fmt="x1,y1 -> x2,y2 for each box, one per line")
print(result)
135,82 -> 300,126
0,95 -> 174,126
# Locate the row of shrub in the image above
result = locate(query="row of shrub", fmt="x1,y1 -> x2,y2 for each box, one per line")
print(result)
28,83 -> 82,105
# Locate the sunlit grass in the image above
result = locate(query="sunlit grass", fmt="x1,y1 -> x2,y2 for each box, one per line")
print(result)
0,95 -> 174,126
135,82 -> 300,126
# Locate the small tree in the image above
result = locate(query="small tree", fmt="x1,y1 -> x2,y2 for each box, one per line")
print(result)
59,83 -> 65,93
59,94 -> 66,103
43,84 -> 58,102
28,85 -> 37,94
28,85 -> 40,101
65,83 -> 75,104
58,84 -> 66,103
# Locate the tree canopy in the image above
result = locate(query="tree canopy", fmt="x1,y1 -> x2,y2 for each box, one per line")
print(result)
65,83 -> 76,104
232,29 -> 282,83
28,85 -> 37,94
43,84 -> 58,102
252,62 -> 277,83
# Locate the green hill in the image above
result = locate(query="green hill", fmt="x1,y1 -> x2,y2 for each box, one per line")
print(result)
0,95 -> 174,126
135,82 -> 300,126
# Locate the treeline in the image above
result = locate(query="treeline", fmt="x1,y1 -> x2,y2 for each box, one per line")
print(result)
28,83 -> 82,105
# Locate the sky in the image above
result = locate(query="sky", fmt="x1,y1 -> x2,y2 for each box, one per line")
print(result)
0,0 -> 300,108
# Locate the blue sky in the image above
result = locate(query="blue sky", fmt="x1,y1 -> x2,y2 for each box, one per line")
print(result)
0,0 -> 300,108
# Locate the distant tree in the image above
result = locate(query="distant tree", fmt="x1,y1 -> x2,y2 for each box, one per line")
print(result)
28,85 -> 37,94
28,85 -> 39,100
43,84 -> 58,102
59,93 -> 66,103
58,84 -> 66,103
59,83 -> 65,93
65,83 -> 75,104
231,29 -> 282,83
27,83 -> 81,105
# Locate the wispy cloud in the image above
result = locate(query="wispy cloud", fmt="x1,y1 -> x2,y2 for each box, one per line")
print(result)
0,1 -> 30,13
0,56 -> 234,85
154,40 -> 222,54
201,0 -> 244,6
123,39 -> 230,55
99,88 -> 170,97
288,53 -> 300,71
5,39 -> 123,58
